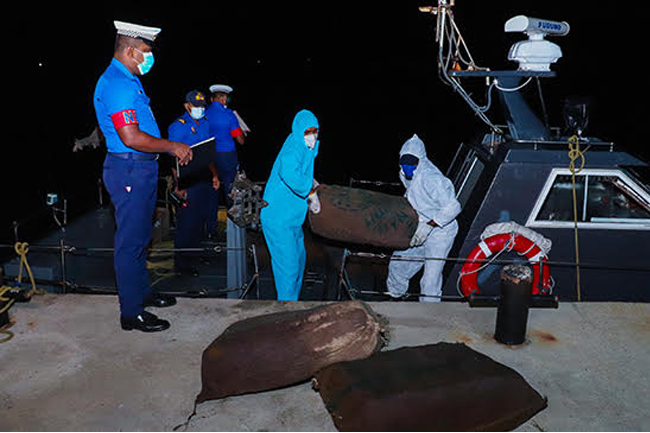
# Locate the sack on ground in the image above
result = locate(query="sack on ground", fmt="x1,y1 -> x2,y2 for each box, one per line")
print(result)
313,342 -> 547,431
196,301 -> 386,403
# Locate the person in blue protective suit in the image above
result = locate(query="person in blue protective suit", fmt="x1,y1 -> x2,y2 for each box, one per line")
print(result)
260,109 -> 321,301
205,84 -> 245,238
168,90 -> 220,276
386,134 -> 461,302
94,21 -> 192,332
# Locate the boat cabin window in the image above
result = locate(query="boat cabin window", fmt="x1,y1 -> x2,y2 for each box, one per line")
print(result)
527,168 -> 650,230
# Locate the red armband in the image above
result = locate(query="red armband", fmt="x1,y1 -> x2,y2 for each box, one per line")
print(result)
111,109 -> 138,130
230,127 -> 243,138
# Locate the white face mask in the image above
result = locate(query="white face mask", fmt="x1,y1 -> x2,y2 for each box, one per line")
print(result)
189,106 -> 205,120
304,133 -> 317,149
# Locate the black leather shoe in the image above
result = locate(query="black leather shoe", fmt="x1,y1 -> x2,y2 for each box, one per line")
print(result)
120,311 -> 170,332
143,293 -> 177,308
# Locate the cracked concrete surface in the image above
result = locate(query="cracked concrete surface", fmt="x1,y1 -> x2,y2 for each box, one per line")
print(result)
1,294 -> 649,431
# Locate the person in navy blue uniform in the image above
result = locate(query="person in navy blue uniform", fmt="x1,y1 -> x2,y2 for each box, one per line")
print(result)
94,21 -> 193,333
205,84 -> 245,237
168,90 -> 220,275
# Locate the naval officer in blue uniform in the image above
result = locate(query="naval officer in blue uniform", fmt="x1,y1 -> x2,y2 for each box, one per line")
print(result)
94,21 -> 192,332
168,90 -> 220,275
205,84 -> 245,237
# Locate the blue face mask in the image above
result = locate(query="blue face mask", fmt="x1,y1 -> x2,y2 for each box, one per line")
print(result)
134,49 -> 155,75
401,164 -> 417,180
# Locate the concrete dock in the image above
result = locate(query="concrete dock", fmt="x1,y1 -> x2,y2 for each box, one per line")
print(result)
1,294 -> 649,431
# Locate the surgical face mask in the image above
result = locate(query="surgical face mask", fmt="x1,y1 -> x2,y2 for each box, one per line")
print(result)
401,164 -> 417,180
133,49 -> 155,75
189,106 -> 205,120
304,133 -> 318,149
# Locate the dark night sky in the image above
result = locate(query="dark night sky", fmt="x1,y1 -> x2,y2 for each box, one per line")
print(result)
4,1 -> 648,235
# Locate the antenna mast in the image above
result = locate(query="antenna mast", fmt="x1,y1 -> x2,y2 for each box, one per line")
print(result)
420,1 -> 502,134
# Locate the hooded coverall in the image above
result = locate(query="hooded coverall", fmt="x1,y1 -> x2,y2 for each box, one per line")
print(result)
387,134 -> 461,302
260,110 -> 320,301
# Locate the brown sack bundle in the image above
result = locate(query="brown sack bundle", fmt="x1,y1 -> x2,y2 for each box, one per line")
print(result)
308,184 -> 417,249
313,342 -> 547,431
196,301 -> 386,404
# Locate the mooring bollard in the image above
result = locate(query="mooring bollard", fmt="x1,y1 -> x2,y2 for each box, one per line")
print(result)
495,265 -> 533,344
469,264 -> 558,345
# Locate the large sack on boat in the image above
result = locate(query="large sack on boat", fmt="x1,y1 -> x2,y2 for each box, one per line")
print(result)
308,184 -> 418,250
196,301 -> 386,403
313,342 -> 547,431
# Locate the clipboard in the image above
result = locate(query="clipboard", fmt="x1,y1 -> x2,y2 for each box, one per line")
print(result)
176,137 -> 216,184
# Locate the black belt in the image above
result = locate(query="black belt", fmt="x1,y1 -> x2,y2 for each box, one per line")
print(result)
108,152 -> 159,161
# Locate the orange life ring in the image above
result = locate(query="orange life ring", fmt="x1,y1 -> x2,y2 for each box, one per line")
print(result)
459,233 -> 551,297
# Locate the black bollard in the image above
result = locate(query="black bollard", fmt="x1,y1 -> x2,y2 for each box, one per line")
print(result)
494,265 -> 532,345
468,264 -> 558,345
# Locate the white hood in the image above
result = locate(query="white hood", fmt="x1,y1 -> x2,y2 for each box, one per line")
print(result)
398,134 -> 461,228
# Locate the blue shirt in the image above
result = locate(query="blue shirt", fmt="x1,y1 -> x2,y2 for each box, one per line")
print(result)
205,102 -> 242,152
94,58 -> 161,154
168,111 -> 211,145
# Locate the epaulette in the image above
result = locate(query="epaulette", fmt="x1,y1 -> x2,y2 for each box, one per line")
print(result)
177,118 -> 186,124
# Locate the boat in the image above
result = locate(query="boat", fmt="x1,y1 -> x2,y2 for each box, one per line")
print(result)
316,5 -> 650,302
422,6 -> 650,301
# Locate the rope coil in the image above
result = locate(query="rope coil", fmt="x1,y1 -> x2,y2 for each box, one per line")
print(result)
1,242 -> 46,343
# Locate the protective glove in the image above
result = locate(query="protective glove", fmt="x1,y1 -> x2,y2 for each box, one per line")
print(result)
409,220 -> 434,247
308,191 -> 321,214
308,179 -> 321,214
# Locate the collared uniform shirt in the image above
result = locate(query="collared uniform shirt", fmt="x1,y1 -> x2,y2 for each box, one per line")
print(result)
94,58 -> 161,153
168,111 -> 212,185
205,101 -> 243,152
168,111 -> 210,145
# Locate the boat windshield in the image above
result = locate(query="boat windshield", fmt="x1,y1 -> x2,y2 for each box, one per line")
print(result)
528,168 -> 650,228
623,166 -> 650,195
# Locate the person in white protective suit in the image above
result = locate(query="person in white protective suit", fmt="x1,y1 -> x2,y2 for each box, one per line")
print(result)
386,134 -> 461,302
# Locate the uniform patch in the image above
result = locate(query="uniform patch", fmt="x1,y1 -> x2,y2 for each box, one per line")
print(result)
111,109 -> 138,130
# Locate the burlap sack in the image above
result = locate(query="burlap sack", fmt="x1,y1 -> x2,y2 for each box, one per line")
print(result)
308,184 -> 417,249
196,301 -> 386,403
313,342 -> 547,431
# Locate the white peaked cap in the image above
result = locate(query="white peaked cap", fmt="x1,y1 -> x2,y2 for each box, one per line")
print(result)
209,84 -> 234,94
114,20 -> 161,43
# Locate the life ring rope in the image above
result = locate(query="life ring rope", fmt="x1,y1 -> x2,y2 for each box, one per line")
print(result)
456,232 -> 517,297
457,231 -> 553,298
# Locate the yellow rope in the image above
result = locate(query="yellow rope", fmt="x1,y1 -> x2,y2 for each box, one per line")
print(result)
0,328 -> 13,344
568,135 -> 585,302
1,242 -> 45,343
147,239 -> 176,287
14,242 -> 46,297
